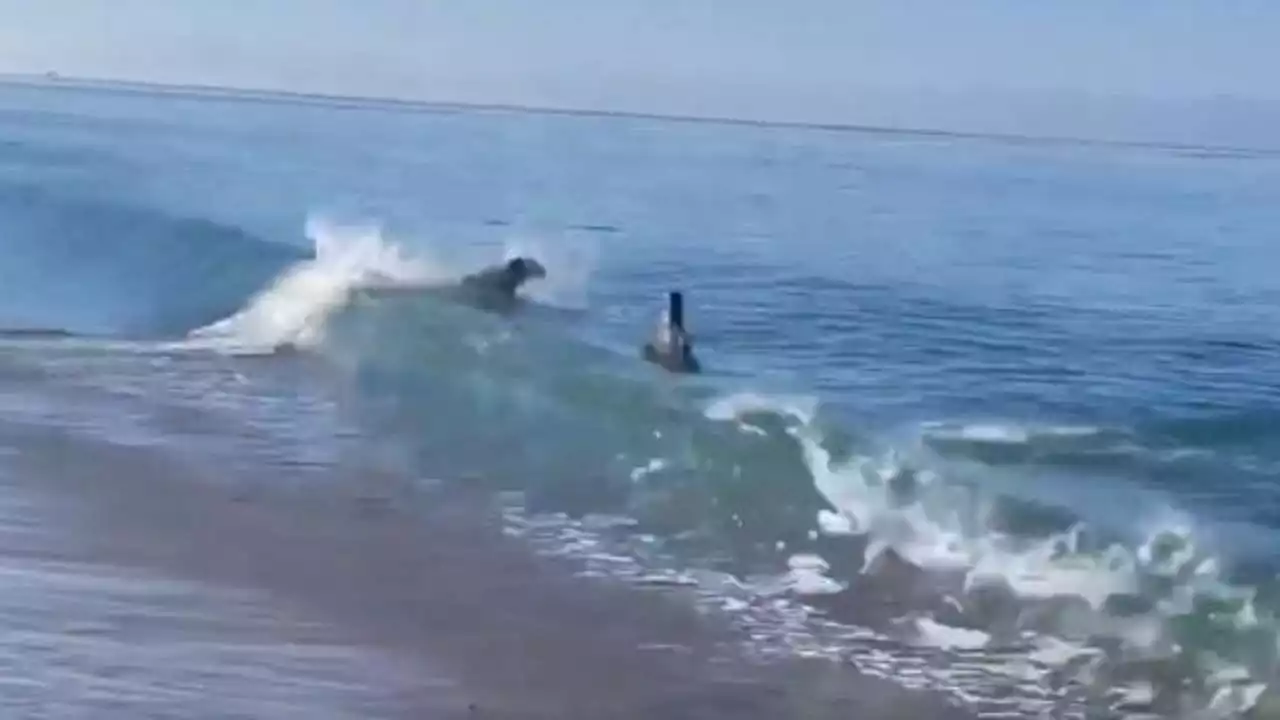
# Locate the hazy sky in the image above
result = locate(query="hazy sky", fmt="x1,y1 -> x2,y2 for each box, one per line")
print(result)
1,1 -> 1277,141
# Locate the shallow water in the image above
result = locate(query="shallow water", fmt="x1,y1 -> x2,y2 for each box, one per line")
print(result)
2,79 -> 1279,717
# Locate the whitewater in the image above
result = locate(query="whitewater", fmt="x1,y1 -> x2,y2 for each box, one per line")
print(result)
1,79 -> 1279,719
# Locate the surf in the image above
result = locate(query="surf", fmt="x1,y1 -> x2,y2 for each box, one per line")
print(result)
4,88 -> 1277,718
173,210 -> 1280,716
183,217 -> 447,354
700,393 -> 1278,717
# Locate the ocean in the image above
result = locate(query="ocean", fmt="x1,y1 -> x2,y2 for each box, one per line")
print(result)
1,79 -> 1278,719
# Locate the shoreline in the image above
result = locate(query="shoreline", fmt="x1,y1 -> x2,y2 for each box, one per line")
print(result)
1,416 -> 975,719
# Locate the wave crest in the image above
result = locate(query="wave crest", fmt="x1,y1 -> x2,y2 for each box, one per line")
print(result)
704,391 -> 1277,716
184,216 -> 447,354
0,184 -> 302,336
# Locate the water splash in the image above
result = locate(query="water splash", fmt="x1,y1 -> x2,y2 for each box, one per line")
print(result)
183,216 -> 445,354
705,391 -> 1279,716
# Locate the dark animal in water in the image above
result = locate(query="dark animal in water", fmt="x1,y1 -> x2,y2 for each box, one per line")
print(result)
457,256 -> 547,312
460,257 -> 547,299
354,256 -> 547,313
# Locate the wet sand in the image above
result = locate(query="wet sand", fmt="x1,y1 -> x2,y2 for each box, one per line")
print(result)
1,417 -> 977,719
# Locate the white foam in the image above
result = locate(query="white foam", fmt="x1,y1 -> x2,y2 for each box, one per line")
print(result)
184,216 -> 445,354
921,420 -> 1102,445
787,553 -> 830,572
704,392 -> 818,425
629,458 -> 668,482
1207,681 -> 1267,718
928,423 -> 1030,444
1112,681 -> 1156,710
749,558 -> 846,598
911,617 -> 991,650
1028,635 -> 1101,666
963,533 -> 1139,611
816,509 -> 855,536
787,569 -> 846,596
704,390 -> 1278,712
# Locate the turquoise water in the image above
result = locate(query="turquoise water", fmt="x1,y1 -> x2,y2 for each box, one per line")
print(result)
2,80 -> 1280,717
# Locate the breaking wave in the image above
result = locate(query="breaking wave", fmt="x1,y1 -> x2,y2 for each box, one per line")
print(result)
183,217 -> 449,354
701,393 -> 1275,717
4,193 -> 1275,716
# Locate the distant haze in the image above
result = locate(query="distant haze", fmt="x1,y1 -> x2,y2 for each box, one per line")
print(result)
2,0 -> 1278,147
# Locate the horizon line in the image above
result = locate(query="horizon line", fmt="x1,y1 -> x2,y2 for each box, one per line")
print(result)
1,72 -> 1275,157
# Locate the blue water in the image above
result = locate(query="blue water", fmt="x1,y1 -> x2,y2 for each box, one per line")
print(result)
2,80 -> 1280,717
